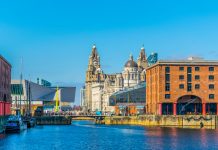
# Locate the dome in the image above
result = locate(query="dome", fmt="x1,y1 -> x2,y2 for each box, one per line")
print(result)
124,54 -> 138,68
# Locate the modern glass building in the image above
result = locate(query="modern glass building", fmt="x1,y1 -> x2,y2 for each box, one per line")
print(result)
109,82 -> 146,115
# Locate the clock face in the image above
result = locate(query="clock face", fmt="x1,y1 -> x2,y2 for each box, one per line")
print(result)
93,61 -> 98,66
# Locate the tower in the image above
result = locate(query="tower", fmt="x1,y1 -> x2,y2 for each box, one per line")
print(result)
137,46 -> 148,69
85,45 -> 103,111
86,45 -> 101,82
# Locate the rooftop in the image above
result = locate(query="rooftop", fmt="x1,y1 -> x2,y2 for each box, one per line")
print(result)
0,55 -> 11,67
147,57 -> 218,69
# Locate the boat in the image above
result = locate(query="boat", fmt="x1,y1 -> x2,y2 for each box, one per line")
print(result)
4,116 -> 27,133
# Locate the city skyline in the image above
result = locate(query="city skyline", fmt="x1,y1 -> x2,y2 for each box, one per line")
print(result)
1,0 -> 218,104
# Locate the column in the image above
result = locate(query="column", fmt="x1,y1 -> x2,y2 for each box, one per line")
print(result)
2,101 -> 5,116
202,103 -> 206,116
159,103 -> 162,115
0,102 -> 2,115
173,103 -> 177,116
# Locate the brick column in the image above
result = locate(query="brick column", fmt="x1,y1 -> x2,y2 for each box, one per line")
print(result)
159,103 -> 162,115
173,103 -> 177,115
202,103 -> 206,116
0,102 -> 2,115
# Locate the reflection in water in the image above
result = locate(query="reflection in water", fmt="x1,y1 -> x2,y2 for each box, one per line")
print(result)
0,121 -> 218,150
0,133 -> 6,139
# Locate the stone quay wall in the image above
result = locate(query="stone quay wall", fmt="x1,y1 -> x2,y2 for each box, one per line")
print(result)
105,115 -> 217,129
36,116 -> 72,125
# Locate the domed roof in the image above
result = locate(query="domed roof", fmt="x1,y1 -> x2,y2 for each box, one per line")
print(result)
124,54 -> 138,68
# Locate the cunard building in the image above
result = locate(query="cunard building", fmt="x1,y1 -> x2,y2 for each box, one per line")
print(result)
84,45 -> 152,113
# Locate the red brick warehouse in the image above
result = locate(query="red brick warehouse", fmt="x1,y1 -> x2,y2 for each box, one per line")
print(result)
146,57 -> 218,115
0,55 -> 11,116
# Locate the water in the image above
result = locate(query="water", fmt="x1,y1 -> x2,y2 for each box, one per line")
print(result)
1,121 -> 218,150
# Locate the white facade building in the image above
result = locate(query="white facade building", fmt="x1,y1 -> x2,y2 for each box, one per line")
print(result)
83,45 -> 148,113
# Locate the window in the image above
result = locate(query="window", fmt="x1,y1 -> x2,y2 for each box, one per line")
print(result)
165,67 -> 170,73
209,75 -> 214,80
165,83 -> 170,91
195,67 -> 200,71
165,94 -> 171,99
187,83 -> 192,91
187,67 -> 192,73
179,75 -> 184,80
209,94 -> 214,99
179,84 -> 184,89
195,75 -> 200,80
209,84 -> 214,89
179,67 -> 184,71
195,84 -> 200,89
165,74 -> 170,82
187,74 -> 192,82
209,67 -> 214,71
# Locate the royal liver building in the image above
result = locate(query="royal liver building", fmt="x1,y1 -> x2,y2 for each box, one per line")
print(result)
84,45 -> 148,113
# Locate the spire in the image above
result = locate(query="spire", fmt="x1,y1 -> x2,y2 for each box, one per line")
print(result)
91,44 -> 98,59
138,45 -> 146,61
88,44 -> 101,71
92,44 -> 96,49
141,44 -> 145,51
137,45 -> 148,69
129,53 -> 133,61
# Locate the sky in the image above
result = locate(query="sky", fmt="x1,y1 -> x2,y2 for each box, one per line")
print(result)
1,0 -> 218,104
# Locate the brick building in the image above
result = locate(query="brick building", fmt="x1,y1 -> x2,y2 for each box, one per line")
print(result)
146,57 -> 218,115
0,55 -> 11,116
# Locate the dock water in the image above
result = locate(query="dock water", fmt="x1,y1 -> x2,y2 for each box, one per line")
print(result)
0,116 -> 9,133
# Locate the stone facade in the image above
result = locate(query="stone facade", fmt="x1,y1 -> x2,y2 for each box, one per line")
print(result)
84,45 -> 148,113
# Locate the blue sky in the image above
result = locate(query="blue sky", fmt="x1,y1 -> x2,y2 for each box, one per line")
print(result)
1,0 -> 218,104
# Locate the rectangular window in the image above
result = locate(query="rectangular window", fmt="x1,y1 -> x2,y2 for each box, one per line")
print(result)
209,84 -> 214,89
195,75 -> 200,80
187,67 -> 192,73
195,84 -> 200,89
209,67 -> 214,71
195,67 -> 200,71
187,74 -> 192,82
209,75 -> 214,80
179,67 -> 184,71
165,94 -> 171,99
179,75 -> 184,80
165,74 -> 170,82
179,84 -> 184,89
187,83 -> 192,91
209,94 -> 214,99
165,67 -> 170,73
165,83 -> 170,91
